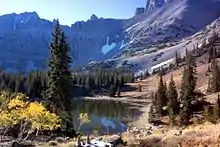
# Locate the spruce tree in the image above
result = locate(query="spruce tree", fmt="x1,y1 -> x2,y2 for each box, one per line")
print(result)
164,82 -> 168,99
144,70 -> 150,78
109,85 -> 116,97
167,75 -> 179,124
148,92 -> 157,123
179,52 -> 197,125
45,20 -> 74,131
175,51 -> 181,67
0,80 -> 6,90
138,84 -> 142,92
207,76 -> 211,93
210,56 -> 220,93
116,87 -> 121,97
213,95 -> 220,122
154,75 -> 167,116
157,75 -> 167,107
208,48 -> 214,63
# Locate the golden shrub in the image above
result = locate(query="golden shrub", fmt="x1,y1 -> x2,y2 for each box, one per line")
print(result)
8,98 -> 27,109
0,91 -> 61,134
79,113 -> 90,124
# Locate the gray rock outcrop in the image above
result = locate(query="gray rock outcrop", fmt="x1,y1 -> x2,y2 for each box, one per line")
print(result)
135,7 -> 145,16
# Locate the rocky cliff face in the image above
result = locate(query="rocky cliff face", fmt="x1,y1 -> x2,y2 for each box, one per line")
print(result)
0,12 -> 125,71
125,0 -> 220,49
135,8 -> 145,16
145,0 -> 167,11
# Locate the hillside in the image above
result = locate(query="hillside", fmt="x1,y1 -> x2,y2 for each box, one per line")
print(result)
118,45 -> 220,146
94,14 -> 220,75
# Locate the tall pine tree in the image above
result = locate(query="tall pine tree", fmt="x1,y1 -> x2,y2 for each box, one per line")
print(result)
167,75 -> 178,125
45,20 -> 74,130
210,54 -> 220,93
155,75 -> 167,116
179,52 -> 197,125
175,51 -> 181,67
213,96 -> 220,123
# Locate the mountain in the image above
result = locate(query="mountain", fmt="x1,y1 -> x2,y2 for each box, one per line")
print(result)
84,0 -> 220,73
125,0 -> 220,49
0,0 -> 220,72
0,12 -> 126,72
145,0 -> 168,11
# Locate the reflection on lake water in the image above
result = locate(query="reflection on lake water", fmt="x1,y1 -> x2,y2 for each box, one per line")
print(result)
71,100 -> 145,135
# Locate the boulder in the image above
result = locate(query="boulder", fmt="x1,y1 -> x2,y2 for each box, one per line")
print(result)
108,135 -> 127,146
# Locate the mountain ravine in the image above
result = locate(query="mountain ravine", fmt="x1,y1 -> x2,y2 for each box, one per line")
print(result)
0,0 -> 220,72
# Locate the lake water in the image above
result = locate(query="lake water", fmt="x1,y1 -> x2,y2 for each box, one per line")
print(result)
71,100 -> 145,135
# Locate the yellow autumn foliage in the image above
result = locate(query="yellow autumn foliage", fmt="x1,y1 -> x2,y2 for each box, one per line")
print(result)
22,102 -> 61,130
0,110 -> 20,128
8,97 -> 28,109
0,91 -> 61,133
79,113 -> 90,124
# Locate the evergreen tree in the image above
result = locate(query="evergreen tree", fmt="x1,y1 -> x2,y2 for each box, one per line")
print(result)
116,87 -> 121,97
207,76 -> 211,93
157,75 -> 167,107
164,82 -> 168,99
139,73 -> 144,80
179,52 -> 197,125
109,85 -> 116,97
7,79 -> 16,92
213,95 -> 220,122
138,84 -> 142,92
208,48 -> 214,63
45,20 -> 74,131
0,80 -> 6,90
15,74 -> 24,93
210,56 -> 220,93
167,75 -> 178,125
168,75 -> 179,114
144,70 -> 150,78
175,51 -> 181,67
119,76 -> 125,87
154,75 -> 167,116
148,93 -> 157,123
159,67 -> 166,76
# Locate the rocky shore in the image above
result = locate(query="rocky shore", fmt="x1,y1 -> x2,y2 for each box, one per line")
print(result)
124,124 -> 160,139
74,96 -> 150,104
0,123 -> 159,147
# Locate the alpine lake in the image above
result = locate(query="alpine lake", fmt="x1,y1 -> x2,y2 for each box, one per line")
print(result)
71,99 -> 147,135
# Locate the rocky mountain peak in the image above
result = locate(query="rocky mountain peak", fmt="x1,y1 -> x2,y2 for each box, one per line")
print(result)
17,11 -> 40,21
135,7 -> 145,16
90,14 -> 99,20
145,0 -> 168,11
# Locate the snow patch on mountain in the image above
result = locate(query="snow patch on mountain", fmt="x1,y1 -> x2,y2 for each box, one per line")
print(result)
102,37 -> 116,54
150,58 -> 174,72
119,40 -> 128,50
125,22 -> 141,32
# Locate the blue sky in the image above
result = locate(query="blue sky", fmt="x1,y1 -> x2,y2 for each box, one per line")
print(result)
0,0 -> 146,26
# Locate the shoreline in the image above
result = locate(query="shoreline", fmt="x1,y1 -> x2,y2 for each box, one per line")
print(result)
73,96 -> 151,104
